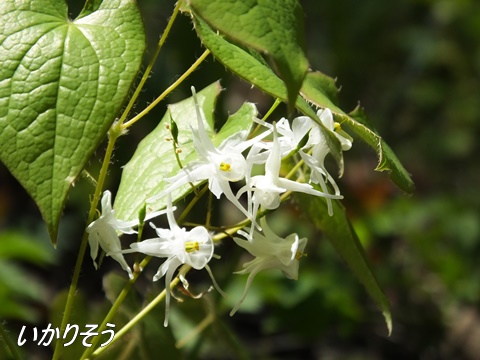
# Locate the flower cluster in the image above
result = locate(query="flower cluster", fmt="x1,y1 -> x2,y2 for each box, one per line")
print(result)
86,88 -> 352,325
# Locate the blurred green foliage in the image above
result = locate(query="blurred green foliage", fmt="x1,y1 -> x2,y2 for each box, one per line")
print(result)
0,231 -> 54,321
1,0 -> 480,359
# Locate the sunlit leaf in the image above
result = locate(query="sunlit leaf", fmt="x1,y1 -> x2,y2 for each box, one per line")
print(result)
114,82 -> 257,221
0,0 -> 145,243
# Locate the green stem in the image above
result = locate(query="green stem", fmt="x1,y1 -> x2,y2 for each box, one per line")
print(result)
54,4 -> 190,357
117,1 -> 182,127
250,98 -> 282,137
122,49 -> 211,129
52,130 -> 120,359
91,278 -> 180,358
81,184 -> 208,357
175,312 -> 214,349
79,255 -> 152,359
0,322 -> 22,360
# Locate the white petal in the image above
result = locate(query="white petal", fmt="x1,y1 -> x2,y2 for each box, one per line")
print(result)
130,238 -> 172,258
184,226 -> 214,270
100,190 -> 113,214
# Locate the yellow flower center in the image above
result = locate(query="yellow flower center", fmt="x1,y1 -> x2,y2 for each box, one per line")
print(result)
334,122 -> 342,132
295,251 -> 307,261
219,162 -> 231,172
185,241 -> 200,253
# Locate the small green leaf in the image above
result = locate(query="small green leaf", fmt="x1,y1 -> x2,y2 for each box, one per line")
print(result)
0,0 -> 146,243
114,82 -> 257,221
191,15 -> 344,172
295,193 -> 392,335
170,117 -> 180,144
190,0 -> 308,111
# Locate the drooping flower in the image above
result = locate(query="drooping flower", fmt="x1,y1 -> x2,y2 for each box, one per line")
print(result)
299,108 -> 353,215
240,124 -> 343,233
230,218 -> 308,316
124,195 -> 214,326
148,87 -> 267,224
86,190 -> 162,279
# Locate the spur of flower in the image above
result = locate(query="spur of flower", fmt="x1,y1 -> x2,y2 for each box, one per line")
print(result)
86,190 -> 159,279
123,195 -> 214,326
149,87 -> 267,224
252,116 -> 312,159
230,218 -> 307,316
240,123 -> 343,231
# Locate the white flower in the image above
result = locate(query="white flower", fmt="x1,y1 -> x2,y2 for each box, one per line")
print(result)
300,108 -> 352,215
126,195 -> 214,326
240,124 -> 343,232
149,87 -> 266,224
86,191 -> 144,279
252,116 -> 313,159
230,218 -> 307,315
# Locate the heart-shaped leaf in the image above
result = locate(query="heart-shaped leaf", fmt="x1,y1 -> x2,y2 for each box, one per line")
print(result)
0,0 -> 146,243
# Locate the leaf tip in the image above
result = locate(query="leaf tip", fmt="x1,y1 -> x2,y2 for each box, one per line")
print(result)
47,224 -> 59,248
384,309 -> 393,337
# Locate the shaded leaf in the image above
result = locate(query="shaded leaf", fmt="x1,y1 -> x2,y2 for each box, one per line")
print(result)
301,73 -> 415,193
295,193 -> 393,335
0,231 -> 55,264
190,0 -> 308,111
347,106 -> 415,193
190,15 -> 344,172
0,261 -> 44,321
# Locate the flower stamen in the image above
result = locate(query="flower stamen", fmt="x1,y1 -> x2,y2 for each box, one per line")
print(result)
185,241 -> 200,253
219,162 -> 231,172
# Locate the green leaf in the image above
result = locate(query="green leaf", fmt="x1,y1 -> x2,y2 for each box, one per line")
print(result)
190,0 -> 308,111
301,73 -> 415,193
0,0 -> 146,243
212,102 -> 257,147
115,82 -> 221,220
114,82 -> 257,221
347,106 -> 415,193
300,71 -> 343,114
0,231 -> 54,321
191,15 -> 344,173
0,231 -> 55,265
295,193 -> 392,335
77,0 -> 104,19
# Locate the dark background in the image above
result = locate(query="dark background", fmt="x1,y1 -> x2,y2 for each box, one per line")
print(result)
1,0 -> 479,358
